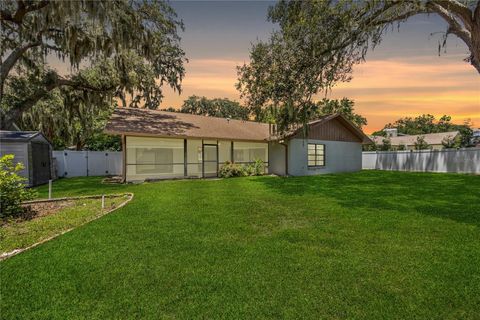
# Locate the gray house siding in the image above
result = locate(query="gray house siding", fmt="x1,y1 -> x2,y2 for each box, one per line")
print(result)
268,142 -> 287,176
288,139 -> 362,176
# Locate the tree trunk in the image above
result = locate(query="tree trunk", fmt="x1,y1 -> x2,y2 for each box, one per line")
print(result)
471,22 -> 480,73
75,140 -> 84,151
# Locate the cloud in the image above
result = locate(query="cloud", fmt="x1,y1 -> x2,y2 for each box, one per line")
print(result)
328,56 -> 479,132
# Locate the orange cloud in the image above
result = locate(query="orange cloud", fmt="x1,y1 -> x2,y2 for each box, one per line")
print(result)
325,55 -> 479,132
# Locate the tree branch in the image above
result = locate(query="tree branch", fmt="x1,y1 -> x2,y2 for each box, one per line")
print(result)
1,74 -> 116,129
474,0 -> 480,27
431,0 -> 473,31
2,0 -> 50,24
0,40 -> 42,100
428,1 -> 471,44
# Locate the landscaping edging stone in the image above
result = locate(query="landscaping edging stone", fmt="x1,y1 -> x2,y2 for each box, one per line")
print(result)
0,193 -> 134,261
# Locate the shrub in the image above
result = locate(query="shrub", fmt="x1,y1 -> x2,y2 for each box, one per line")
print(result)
219,159 -> 265,178
414,136 -> 431,150
219,161 -> 246,178
244,159 -> 265,176
0,155 -> 36,220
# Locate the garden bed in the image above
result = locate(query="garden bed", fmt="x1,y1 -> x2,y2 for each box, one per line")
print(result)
0,193 -> 133,259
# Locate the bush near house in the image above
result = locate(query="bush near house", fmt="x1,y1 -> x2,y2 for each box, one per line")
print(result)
0,155 -> 35,220
219,159 -> 266,178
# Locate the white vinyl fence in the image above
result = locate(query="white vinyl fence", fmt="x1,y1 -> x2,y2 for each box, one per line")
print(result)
363,148 -> 480,174
53,150 -> 122,178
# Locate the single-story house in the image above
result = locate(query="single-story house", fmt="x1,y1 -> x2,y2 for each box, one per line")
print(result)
0,131 -> 53,186
370,130 -> 460,150
105,108 -> 372,182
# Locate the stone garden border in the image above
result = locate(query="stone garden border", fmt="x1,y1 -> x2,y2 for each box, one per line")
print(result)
0,193 -> 134,261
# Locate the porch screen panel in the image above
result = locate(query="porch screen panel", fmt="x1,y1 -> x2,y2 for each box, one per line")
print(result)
218,140 -> 232,164
126,136 -> 184,180
233,142 -> 268,163
186,139 -> 202,177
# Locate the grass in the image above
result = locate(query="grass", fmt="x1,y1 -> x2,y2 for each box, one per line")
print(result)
1,171 -> 479,319
0,196 -> 128,255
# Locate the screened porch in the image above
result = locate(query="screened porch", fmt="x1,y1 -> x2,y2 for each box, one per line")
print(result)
125,136 -> 268,181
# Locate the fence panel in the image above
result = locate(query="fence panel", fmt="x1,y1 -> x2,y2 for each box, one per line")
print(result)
87,151 -> 108,176
362,148 -> 480,174
107,152 -> 122,176
53,150 -> 122,178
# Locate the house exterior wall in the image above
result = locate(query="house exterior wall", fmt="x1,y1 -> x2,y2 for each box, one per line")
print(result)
288,138 -> 362,176
125,136 -> 269,181
0,142 -> 30,184
268,142 -> 286,176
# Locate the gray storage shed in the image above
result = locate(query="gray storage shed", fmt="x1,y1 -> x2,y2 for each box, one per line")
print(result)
0,131 -> 53,186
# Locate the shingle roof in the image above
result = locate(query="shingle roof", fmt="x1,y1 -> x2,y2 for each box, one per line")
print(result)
105,108 -> 272,141
0,130 -> 42,142
370,131 -> 460,146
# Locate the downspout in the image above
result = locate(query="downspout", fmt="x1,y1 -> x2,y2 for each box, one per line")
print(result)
279,140 -> 288,176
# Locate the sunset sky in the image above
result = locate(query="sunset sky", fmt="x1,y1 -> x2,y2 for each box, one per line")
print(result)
156,1 -> 479,134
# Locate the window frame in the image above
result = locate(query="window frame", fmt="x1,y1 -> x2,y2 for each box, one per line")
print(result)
307,143 -> 326,168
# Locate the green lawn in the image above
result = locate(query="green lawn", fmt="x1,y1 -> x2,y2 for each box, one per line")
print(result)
1,171 -> 479,319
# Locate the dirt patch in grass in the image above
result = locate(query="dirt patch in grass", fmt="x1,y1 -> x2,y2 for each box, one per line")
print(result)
19,201 -> 76,221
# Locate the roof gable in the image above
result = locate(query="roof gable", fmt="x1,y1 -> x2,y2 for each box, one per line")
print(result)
289,114 -> 372,144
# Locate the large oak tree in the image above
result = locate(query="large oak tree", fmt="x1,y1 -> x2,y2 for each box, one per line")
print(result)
0,0 -> 186,129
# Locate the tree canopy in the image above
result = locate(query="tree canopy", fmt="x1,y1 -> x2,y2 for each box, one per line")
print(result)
165,96 -> 250,120
0,0 -> 186,128
315,98 -> 367,129
238,0 -> 480,135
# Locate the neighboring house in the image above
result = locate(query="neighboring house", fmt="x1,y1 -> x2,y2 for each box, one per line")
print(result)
370,130 -> 460,150
105,108 -> 372,182
0,131 -> 53,186
472,128 -> 480,147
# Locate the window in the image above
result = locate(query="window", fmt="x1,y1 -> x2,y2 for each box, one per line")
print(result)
308,144 -> 325,167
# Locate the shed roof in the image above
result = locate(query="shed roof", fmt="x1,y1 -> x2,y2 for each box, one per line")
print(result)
370,131 -> 460,146
105,108 -> 272,141
0,130 -> 48,143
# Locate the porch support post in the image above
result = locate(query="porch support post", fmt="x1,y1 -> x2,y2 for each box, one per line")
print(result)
184,139 -> 187,177
216,140 -> 219,175
121,135 -> 127,183
201,139 -> 205,178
